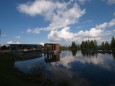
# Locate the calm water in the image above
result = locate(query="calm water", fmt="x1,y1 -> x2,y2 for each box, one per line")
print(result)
15,51 -> 115,86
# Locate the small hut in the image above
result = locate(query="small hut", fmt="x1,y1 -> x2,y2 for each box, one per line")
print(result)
44,43 -> 60,53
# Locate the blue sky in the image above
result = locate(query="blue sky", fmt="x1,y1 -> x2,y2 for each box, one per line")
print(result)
0,0 -> 115,45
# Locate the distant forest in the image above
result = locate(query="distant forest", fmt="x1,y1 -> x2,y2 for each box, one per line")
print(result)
60,36 -> 115,51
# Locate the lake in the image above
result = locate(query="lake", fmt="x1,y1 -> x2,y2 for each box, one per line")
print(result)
15,50 -> 115,86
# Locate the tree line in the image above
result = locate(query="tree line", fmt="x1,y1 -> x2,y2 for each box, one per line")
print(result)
60,36 -> 115,51
1,36 -> 115,51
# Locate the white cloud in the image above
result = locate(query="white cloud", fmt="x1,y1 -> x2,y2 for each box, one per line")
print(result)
18,0 -> 85,34
48,26 -> 103,44
48,19 -> 115,44
102,0 -> 115,5
48,27 -> 74,42
7,41 -> 21,44
113,12 -> 115,16
17,0 -> 115,45
27,28 -> 42,34
16,35 -> 21,39
105,29 -> 115,35
17,0 -> 55,17
108,19 -> 115,26
95,22 -> 108,30
107,0 -> 115,5
78,0 -> 90,4
39,42 -> 44,45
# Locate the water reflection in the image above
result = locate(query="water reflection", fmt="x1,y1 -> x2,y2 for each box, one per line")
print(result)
29,62 -> 46,77
112,53 -> 115,59
81,50 -> 98,57
15,53 -> 42,61
44,54 -> 60,63
14,51 -> 115,86
70,50 -> 77,56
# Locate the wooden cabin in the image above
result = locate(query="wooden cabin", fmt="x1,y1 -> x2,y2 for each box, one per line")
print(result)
44,43 -> 60,53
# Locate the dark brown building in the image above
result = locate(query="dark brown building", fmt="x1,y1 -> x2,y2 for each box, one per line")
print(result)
9,44 -> 42,52
44,43 -> 60,53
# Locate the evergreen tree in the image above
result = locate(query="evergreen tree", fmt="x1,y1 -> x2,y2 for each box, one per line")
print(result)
101,42 -> 105,51
60,46 -> 69,50
81,41 -> 85,50
70,42 -> 77,56
105,41 -> 110,50
80,40 -> 97,50
70,42 -> 77,50
111,36 -> 115,50
94,40 -> 97,50
1,45 -> 9,50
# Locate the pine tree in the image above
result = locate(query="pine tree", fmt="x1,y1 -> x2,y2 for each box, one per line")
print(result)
70,42 -> 77,50
111,36 -> 115,50
101,42 -> 105,51
81,41 -> 85,50
105,41 -> 110,50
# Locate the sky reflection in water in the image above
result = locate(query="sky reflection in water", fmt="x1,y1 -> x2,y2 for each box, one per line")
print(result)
15,51 -> 115,86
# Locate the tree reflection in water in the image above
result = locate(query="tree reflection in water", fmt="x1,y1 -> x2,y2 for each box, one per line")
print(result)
14,51 -> 115,86
70,50 -> 77,56
112,53 -> 115,59
30,62 -> 46,77
81,50 -> 98,57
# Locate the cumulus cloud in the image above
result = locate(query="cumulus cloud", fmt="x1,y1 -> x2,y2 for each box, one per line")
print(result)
27,28 -> 42,34
18,0 -> 85,33
7,41 -> 21,44
107,0 -> 115,5
48,27 -> 103,44
108,19 -> 115,26
103,0 -> 115,5
105,29 -> 115,35
17,0 -> 54,17
113,12 -> 115,16
39,42 -> 44,45
78,0 -> 90,4
17,0 -> 115,45
48,19 -> 115,44
16,35 -> 21,39
48,27 -> 74,42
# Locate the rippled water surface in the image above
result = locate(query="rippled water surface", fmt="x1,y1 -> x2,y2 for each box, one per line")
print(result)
15,51 -> 115,86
